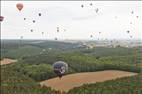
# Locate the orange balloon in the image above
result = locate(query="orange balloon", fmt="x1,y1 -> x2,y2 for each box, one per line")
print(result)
16,3 -> 23,11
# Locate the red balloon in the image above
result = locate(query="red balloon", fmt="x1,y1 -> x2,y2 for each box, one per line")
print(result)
16,3 -> 23,11
0,16 -> 4,22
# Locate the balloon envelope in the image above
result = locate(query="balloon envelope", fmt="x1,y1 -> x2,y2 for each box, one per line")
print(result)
0,16 -> 4,22
33,20 -> 35,23
53,61 -> 68,78
90,3 -> 93,6
81,5 -> 84,8
95,8 -> 99,13
31,29 -> 33,32
16,3 -> 23,11
127,30 -> 130,33
39,13 -> 41,16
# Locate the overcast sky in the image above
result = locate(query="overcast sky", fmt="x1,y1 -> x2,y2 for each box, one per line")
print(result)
1,1 -> 142,40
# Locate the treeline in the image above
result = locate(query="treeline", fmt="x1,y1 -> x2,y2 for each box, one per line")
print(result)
68,74 -> 142,94
1,64 -> 61,94
4,63 -> 55,81
19,52 -> 142,81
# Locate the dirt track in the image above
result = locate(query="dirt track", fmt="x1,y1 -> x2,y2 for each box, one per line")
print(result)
0,58 -> 17,65
40,70 -> 137,92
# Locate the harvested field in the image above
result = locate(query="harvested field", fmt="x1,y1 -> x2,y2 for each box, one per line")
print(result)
0,58 -> 17,65
40,70 -> 137,92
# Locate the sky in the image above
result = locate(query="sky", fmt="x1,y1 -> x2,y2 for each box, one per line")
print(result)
1,1 -> 142,40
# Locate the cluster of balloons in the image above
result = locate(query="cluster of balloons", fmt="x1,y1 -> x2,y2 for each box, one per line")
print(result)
15,3 -> 45,39
126,10 -> 139,39
81,3 -> 99,13
16,3 -> 64,40
2,2 -> 139,41
88,6 -> 139,40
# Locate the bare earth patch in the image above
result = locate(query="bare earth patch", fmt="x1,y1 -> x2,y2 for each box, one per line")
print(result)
40,70 -> 137,92
0,58 -> 17,65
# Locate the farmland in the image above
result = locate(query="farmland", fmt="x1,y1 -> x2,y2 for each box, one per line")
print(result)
40,70 -> 137,92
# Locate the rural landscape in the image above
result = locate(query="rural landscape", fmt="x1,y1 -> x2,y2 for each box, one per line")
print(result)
1,1 -> 142,94
1,39 -> 142,94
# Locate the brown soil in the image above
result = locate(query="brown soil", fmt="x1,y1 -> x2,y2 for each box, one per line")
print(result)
40,70 -> 137,92
0,58 -> 17,65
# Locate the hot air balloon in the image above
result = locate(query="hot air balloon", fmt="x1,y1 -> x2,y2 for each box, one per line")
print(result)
130,36 -> 132,38
90,35 -> 93,38
90,3 -> 93,6
130,22 -> 132,24
41,32 -> 44,35
95,8 -> 99,13
0,16 -> 4,22
127,30 -> 130,33
81,4 -> 84,8
57,27 -> 59,32
33,20 -> 35,23
55,37 -> 58,40
16,3 -> 23,11
131,11 -> 134,14
30,29 -> 33,32
53,61 -> 68,78
136,16 -> 139,18
38,13 -> 41,16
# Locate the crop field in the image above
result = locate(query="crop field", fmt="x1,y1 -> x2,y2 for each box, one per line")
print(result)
40,70 -> 137,92
0,58 -> 17,65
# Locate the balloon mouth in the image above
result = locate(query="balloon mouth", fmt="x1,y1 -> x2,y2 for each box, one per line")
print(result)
54,69 -> 63,78
58,74 -> 63,78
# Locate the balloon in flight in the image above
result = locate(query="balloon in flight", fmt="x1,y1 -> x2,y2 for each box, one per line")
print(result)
53,61 -> 68,78
57,27 -> 59,32
31,29 -> 33,32
90,3 -> 93,6
38,13 -> 41,16
131,11 -> 134,14
127,30 -> 130,33
0,16 -> 4,22
95,8 -> 99,13
16,3 -> 23,11
136,16 -> 139,18
33,20 -> 35,23
55,37 -> 58,40
42,32 -> 44,35
130,36 -> 132,38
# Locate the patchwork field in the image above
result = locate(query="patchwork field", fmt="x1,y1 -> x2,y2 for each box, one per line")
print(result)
40,70 -> 137,92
